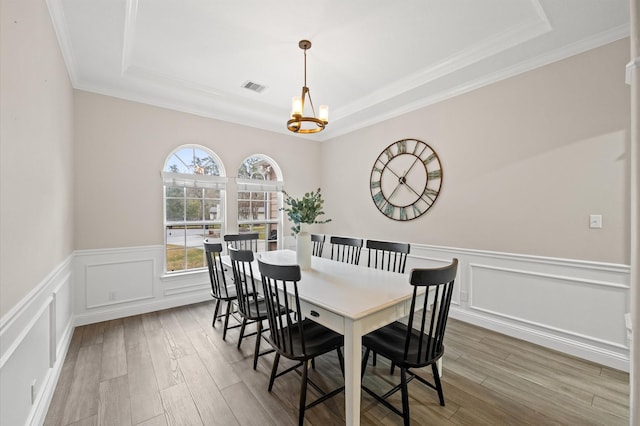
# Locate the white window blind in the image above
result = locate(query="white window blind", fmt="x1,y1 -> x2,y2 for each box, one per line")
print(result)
236,178 -> 284,192
162,172 -> 228,189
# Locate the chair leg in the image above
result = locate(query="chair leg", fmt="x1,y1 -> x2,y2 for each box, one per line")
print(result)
268,353 -> 280,392
237,318 -> 247,349
298,360 -> 309,426
212,299 -> 221,327
400,368 -> 410,426
431,363 -> 445,406
372,351 -> 377,366
252,320 -> 262,370
361,347 -> 371,379
222,300 -> 233,341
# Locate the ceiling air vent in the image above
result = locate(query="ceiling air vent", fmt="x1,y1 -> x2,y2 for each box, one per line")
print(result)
242,81 -> 266,93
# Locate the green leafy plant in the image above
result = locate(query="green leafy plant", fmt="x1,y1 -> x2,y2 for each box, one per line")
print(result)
281,188 -> 331,235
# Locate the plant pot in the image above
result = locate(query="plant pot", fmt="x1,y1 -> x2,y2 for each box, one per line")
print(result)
296,225 -> 312,270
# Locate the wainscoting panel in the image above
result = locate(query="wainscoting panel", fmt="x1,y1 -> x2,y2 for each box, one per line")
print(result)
53,277 -> 73,366
85,259 -> 154,308
73,245 -> 212,326
470,263 -> 627,348
408,244 -> 630,371
0,256 -> 74,426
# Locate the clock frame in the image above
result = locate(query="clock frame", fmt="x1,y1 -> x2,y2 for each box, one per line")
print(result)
369,138 -> 442,221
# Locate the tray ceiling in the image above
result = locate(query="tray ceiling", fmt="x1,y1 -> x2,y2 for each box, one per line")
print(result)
48,0 -> 630,140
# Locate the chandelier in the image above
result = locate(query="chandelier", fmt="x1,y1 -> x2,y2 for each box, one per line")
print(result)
287,40 -> 329,134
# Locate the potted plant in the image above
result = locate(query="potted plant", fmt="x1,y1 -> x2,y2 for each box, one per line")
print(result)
281,188 -> 331,234
281,188 -> 331,269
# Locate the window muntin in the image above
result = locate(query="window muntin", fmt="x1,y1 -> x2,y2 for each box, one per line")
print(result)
237,155 -> 283,252
163,146 -> 225,273
165,146 -> 221,175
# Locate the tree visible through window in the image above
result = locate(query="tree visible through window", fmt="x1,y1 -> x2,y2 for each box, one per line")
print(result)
237,155 -> 283,252
163,146 -> 226,273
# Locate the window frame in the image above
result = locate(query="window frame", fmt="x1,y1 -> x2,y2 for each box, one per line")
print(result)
162,145 -> 227,274
236,154 -> 284,252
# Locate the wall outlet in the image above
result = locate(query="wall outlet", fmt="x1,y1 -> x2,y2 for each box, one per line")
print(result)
108,291 -> 116,301
589,214 -> 602,229
460,291 -> 468,302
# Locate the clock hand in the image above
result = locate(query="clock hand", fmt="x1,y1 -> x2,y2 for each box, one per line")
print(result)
380,166 -> 406,203
405,182 -> 421,198
401,156 -> 421,180
404,181 -> 436,204
400,143 -> 431,179
375,158 -> 403,179
387,179 -> 404,201
386,165 -> 403,180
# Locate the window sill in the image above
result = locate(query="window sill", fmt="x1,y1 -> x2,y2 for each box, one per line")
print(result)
160,268 -> 208,282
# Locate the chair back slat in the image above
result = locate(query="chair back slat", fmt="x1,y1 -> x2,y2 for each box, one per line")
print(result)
258,260 -> 307,358
228,247 -> 262,319
311,234 -> 325,257
204,241 -> 232,298
330,236 -> 363,265
366,239 -> 410,273
402,259 -> 458,365
224,233 -> 259,252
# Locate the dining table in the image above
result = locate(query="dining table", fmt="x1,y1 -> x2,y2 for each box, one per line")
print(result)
221,249 -> 434,426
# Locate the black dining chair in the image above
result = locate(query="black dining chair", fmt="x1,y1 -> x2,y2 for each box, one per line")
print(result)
224,232 -> 259,252
329,236 -> 363,265
366,239 -> 411,366
228,247 -> 274,370
366,239 -> 410,273
311,234 -> 325,257
258,259 -> 345,426
361,259 -> 458,426
204,241 -> 240,340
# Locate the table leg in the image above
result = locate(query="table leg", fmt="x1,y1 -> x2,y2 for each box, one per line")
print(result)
344,319 -> 362,426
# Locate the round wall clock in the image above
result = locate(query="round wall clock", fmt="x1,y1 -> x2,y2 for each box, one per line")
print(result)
369,138 -> 442,221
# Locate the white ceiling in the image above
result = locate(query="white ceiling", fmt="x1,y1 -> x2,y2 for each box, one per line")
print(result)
48,0 -> 630,141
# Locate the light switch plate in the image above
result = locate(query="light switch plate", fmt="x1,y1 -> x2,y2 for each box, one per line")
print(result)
589,214 -> 602,229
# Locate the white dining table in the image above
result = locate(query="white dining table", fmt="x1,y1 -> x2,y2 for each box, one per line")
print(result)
222,249 -> 430,426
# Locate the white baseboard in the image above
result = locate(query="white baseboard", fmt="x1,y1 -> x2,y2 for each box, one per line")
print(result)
449,307 -> 629,372
73,292 -> 212,326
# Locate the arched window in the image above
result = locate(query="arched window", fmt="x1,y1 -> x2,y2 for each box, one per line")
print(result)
162,145 -> 227,273
237,155 -> 283,251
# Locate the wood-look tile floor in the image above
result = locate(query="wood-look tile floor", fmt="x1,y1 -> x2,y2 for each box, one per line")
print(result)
44,301 -> 629,425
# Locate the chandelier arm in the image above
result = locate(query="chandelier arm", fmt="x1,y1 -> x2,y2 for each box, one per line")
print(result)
299,86 -> 308,116
306,88 -> 317,118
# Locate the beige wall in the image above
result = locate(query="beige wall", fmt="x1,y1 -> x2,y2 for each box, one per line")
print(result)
320,39 -> 631,264
0,0 -> 74,317
0,5 -> 629,318
73,91 -> 321,249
